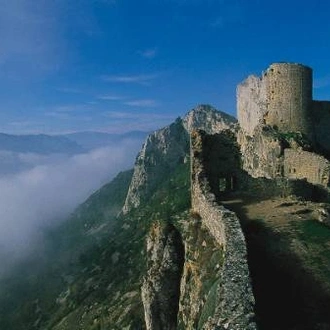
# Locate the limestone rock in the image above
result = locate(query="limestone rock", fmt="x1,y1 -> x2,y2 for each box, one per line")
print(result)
237,126 -> 284,179
182,104 -> 237,134
123,105 -> 236,214
141,222 -> 184,330
122,118 -> 189,213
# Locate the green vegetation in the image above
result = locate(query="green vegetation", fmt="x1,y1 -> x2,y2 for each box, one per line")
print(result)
144,161 -> 191,222
292,220 -> 330,281
294,219 -> 330,244
198,278 -> 221,329
0,154 -> 192,329
275,130 -> 311,149
0,169 -> 135,329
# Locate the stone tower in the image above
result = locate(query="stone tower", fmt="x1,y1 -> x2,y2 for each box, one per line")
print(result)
263,63 -> 313,138
237,62 -> 314,141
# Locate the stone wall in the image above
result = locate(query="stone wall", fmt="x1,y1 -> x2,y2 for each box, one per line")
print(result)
190,130 -> 256,330
284,149 -> 330,187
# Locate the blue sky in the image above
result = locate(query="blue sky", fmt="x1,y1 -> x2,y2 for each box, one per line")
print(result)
0,0 -> 330,134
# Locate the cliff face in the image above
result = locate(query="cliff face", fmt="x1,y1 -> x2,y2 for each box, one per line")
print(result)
122,118 -> 189,213
182,104 -> 237,134
237,126 -> 284,179
123,105 -> 236,214
141,222 -> 184,330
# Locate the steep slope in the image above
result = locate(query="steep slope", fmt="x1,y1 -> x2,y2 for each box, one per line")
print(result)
0,169 -> 134,330
123,105 -> 236,214
0,105 -> 254,330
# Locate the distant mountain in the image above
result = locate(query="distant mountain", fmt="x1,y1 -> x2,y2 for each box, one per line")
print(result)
0,133 -> 84,154
64,131 -> 148,150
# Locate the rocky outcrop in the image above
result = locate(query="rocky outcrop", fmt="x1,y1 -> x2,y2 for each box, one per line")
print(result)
182,104 -> 237,134
122,118 -> 189,213
178,212 -> 225,329
237,126 -> 284,179
123,105 -> 236,214
141,222 -> 184,330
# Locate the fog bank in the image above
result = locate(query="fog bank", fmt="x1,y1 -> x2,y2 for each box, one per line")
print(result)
0,138 -> 141,271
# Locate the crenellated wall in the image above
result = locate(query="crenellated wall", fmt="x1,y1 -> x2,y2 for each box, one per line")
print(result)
190,130 -> 256,330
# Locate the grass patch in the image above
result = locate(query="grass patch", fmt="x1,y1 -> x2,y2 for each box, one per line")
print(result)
197,278 -> 221,329
294,220 -> 330,244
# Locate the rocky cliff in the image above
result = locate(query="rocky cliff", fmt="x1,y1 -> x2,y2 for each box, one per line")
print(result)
141,222 -> 184,330
123,105 -> 236,214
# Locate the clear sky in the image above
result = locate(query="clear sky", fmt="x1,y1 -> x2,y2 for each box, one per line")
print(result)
0,0 -> 330,134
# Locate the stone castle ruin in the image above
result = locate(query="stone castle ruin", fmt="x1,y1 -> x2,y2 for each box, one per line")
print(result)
188,64 -> 330,328
237,62 -> 330,189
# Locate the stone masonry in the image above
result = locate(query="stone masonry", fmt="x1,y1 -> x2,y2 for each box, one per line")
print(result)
237,62 -> 330,146
284,149 -> 330,186
237,62 -> 330,188
190,130 -> 256,330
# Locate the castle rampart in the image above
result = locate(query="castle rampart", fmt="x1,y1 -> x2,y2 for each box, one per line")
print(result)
190,130 -> 256,330
237,62 -> 330,190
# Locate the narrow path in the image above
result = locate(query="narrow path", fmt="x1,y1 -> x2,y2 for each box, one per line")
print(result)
222,195 -> 330,330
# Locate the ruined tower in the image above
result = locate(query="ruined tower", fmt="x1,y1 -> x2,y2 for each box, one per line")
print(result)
263,63 -> 313,138
237,62 -> 330,187
237,62 -> 314,141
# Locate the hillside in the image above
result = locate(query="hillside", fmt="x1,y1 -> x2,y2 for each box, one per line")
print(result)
1,101 -> 330,329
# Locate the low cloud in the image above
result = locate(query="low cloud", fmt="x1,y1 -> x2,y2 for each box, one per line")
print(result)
124,99 -> 159,107
138,48 -> 158,59
97,94 -> 124,101
102,73 -> 159,84
0,138 -> 142,273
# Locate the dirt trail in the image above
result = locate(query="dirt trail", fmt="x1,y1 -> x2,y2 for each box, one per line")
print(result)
221,195 -> 330,330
